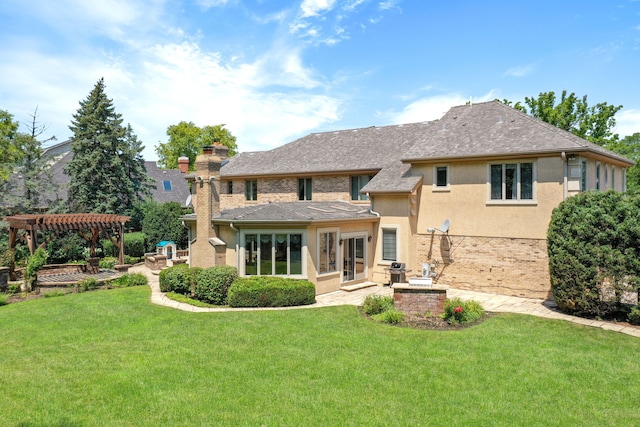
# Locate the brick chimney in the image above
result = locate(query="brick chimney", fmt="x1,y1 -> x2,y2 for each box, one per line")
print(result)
191,144 -> 229,268
177,156 -> 189,174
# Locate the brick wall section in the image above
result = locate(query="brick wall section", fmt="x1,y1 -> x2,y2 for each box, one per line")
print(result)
222,176 -> 353,206
393,286 -> 448,316
416,235 -> 552,299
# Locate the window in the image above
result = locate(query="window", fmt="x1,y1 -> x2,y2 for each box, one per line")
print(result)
298,178 -> 312,200
435,165 -> 449,188
382,228 -> 397,261
596,163 -> 601,191
245,180 -> 257,201
581,161 -> 587,192
490,162 -> 534,201
244,232 -> 303,276
612,166 -> 616,191
227,180 -> 233,194
318,230 -> 337,274
351,175 -> 372,200
162,180 -> 172,191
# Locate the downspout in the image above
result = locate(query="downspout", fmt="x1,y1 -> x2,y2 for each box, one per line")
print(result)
561,152 -> 568,200
366,193 -> 380,217
230,222 -> 240,271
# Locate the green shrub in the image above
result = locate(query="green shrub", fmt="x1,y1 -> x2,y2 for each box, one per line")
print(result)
362,295 -> 394,315
442,298 -> 485,324
193,266 -> 238,305
0,293 -> 8,306
111,273 -> 148,288
548,191 -> 640,317
628,306 -> 640,325
158,264 -> 192,294
101,232 -> 147,258
46,232 -> 85,264
228,276 -> 315,308
24,247 -> 48,291
124,255 -> 139,265
77,277 -> 98,292
372,308 -> 405,324
99,257 -> 118,269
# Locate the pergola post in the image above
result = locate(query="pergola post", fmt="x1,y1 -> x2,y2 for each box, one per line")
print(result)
118,222 -> 125,265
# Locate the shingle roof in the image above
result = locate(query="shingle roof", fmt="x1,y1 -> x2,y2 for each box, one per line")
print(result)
212,201 -> 378,223
221,101 -> 632,196
402,101 -> 634,164
221,121 -> 432,177
145,162 -> 191,206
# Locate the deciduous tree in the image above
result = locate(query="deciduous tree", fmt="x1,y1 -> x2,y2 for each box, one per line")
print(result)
0,109 -> 21,182
503,90 -> 622,146
156,121 -> 237,171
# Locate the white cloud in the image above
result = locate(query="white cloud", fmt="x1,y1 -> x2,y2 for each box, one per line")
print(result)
504,65 -> 534,77
386,91 -> 497,124
615,109 -> 640,137
0,0 -> 345,160
195,0 -> 232,9
300,0 -> 338,18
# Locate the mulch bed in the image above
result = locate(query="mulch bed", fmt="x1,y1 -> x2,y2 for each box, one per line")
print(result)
359,306 -> 495,330
397,312 -> 496,330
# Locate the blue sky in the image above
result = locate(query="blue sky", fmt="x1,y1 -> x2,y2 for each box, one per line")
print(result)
1,0 -> 639,161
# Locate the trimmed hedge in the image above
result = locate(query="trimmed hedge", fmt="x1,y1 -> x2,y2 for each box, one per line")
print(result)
193,266 -> 238,305
228,276 -> 315,308
548,191 -> 640,317
101,232 -> 147,258
158,264 -> 193,294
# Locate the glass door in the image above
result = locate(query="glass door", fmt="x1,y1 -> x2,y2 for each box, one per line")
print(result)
342,235 -> 366,282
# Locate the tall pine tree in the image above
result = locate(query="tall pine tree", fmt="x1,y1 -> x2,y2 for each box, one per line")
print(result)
65,78 -> 151,215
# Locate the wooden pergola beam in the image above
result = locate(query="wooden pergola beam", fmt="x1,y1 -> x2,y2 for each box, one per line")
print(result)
3,213 -> 131,276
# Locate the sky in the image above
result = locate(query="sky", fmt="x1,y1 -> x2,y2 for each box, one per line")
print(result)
1,0 -> 640,161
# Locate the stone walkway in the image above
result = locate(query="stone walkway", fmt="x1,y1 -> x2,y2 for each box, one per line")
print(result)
128,265 -> 640,338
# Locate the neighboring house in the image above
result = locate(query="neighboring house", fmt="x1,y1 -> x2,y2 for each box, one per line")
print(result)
1,140 -> 191,211
181,101 -> 634,299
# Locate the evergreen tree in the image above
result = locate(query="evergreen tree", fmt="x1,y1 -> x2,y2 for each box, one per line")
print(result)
65,78 -> 151,215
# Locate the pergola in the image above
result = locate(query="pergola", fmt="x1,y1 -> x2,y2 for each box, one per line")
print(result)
4,213 -> 130,274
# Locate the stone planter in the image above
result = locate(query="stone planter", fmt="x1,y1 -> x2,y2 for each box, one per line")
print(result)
392,284 -> 449,316
114,264 -> 131,273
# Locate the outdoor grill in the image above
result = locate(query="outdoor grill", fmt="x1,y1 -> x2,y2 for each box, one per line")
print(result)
388,262 -> 407,285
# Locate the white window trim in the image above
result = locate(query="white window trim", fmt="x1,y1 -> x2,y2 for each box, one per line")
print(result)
486,161 -> 537,204
239,229 -> 307,278
380,225 -> 399,264
432,164 -> 450,192
317,227 -> 339,277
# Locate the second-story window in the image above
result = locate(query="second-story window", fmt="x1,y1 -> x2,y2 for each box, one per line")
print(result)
298,178 -> 312,200
245,180 -> 257,201
350,175 -> 372,201
227,180 -> 233,194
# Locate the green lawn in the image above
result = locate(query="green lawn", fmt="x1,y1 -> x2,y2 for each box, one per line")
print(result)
1,287 -> 639,426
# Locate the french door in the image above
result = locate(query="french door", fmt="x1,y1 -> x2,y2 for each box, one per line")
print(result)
342,234 -> 366,282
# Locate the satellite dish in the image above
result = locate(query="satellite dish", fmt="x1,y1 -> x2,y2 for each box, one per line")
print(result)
185,194 -> 192,207
439,219 -> 450,233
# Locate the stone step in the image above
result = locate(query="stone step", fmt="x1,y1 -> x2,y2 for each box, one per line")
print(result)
340,282 -> 377,292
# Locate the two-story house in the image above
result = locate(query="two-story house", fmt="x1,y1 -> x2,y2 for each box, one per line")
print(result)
181,101 -> 634,299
